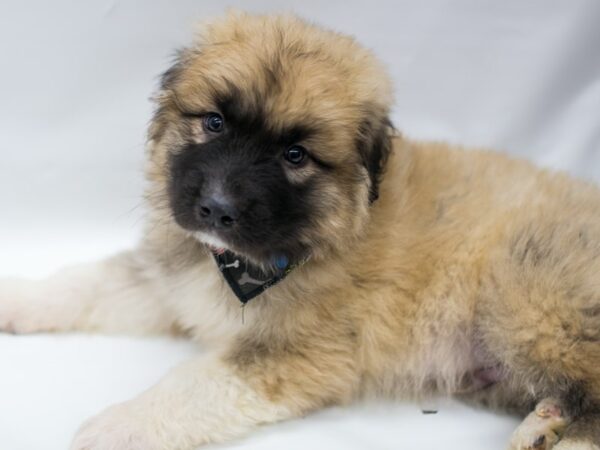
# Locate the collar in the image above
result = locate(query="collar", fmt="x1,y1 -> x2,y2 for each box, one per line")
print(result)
211,248 -> 305,304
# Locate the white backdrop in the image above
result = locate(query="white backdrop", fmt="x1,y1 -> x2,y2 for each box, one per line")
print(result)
0,1 -> 599,449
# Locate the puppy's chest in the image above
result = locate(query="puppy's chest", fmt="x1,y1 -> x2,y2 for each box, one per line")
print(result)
166,262 -> 246,344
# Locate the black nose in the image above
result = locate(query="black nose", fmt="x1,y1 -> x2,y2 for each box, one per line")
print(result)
197,197 -> 238,228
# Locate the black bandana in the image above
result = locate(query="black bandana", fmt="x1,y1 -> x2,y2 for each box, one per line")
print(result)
211,249 -> 304,304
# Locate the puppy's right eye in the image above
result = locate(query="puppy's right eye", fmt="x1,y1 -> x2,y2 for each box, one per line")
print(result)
284,145 -> 307,165
203,113 -> 224,133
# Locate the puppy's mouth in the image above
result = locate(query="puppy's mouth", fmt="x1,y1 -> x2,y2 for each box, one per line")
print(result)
192,230 -> 293,272
193,231 -> 230,254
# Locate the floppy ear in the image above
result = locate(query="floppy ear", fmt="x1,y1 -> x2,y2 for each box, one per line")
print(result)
357,115 -> 394,204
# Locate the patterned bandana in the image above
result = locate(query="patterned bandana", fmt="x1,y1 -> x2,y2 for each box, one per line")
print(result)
211,248 -> 305,304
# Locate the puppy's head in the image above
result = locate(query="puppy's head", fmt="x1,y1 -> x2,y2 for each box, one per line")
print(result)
148,12 -> 394,267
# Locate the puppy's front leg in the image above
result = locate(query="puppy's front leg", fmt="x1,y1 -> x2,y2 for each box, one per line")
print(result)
0,250 -> 175,335
70,356 -> 293,450
71,333 -> 358,449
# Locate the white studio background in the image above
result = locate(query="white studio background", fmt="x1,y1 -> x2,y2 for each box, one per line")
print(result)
0,1 -> 599,449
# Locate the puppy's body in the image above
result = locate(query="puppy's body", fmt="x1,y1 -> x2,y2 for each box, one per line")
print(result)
2,12 -> 600,450
152,137 -> 600,405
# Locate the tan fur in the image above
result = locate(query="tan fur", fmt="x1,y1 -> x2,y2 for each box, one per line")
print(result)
1,11 -> 600,450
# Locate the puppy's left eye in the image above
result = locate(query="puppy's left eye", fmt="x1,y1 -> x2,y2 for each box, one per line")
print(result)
284,145 -> 307,165
203,113 -> 224,133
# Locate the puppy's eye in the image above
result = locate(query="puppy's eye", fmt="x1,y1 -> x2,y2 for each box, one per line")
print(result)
284,145 -> 307,165
203,113 -> 224,133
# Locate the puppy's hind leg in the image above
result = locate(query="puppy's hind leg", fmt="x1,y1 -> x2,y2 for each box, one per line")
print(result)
477,222 -> 600,450
0,250 -> 176,335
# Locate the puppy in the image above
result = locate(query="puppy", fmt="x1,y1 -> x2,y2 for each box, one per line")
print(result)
2,12 -> 600,450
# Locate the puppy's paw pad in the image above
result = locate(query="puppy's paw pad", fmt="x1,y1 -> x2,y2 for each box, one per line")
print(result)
509,430 -> 558,450
509,399 -> 567,450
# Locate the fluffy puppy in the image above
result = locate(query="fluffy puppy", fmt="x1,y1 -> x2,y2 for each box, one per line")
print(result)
2,12 -> 600,450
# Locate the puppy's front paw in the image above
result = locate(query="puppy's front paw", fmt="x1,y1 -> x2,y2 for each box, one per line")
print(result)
71,403 -> 161,450
508,398 -> 568,450
0,278 -> 49,334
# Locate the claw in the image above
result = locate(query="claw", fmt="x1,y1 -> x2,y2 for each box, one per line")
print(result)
535,400 -> 562,419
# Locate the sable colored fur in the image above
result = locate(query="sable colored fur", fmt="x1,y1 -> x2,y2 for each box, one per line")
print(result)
1,12 -> 600,450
